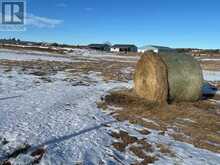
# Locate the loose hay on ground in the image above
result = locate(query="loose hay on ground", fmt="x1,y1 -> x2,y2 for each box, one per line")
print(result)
103,90 -> 220,153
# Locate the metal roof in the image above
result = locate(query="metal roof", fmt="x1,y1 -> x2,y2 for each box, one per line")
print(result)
139,45 -> 171,50
112,44 -> 137,48
89,44 -> 110,47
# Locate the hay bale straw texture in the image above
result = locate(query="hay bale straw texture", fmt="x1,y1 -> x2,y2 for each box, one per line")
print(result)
134,53 -> 168,104
159,52 -> 203,102
134,52 -> 203,103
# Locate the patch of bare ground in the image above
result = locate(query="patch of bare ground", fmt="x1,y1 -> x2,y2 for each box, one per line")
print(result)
0,45 -> 66,54
156,144 -> 176,157
0,59 -> 135,82
117,52 -> 142,57
103,90 -> 220,153
200,60 -> 220,71
110,130 -> 157,164
1,139 -> 46,165
30,148 -> 46,164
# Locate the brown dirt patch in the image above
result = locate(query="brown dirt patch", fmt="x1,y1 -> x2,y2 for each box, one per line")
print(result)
129,145 -> 157,165
104,90 -> 220,153
0,59 -> 135,82
110,130 -> 157,164
0,45 -> 66,54
156,144 -> 176,157
31,148 -> 46,164
111,130 -> 138,148
200,60 -> 220,71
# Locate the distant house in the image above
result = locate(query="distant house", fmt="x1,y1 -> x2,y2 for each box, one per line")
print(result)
111,44 -> 137,53
191,49 -> 201,53
138,45 -> 173,53
88,44 -> 110,51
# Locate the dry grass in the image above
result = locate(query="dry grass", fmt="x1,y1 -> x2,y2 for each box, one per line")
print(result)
0,59 -> 135,82
103,90 -> 220,153
110,130 -> 157,164
1,141 -> 46,165
116,52 -> 142,56
2,50 -> 220,159
156,144 -> 176,157
134,54 -> 168,104
0,45 -> 66,54
200,60 -> 220,71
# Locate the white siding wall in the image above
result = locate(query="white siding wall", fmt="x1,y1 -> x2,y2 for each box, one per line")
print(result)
111,48 -> 120,52
138,48 -> 159,53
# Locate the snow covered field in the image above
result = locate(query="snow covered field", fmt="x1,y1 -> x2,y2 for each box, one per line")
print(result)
0,51 -> 73,63
203,70 -> 220,81
0,49 -> 220,164
196,57 -> 220,62
0,49 -> 139,63
0,70 -> 133,164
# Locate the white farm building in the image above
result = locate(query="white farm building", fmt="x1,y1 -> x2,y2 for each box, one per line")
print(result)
111,44 -> 137,53
138,45 -> 173,53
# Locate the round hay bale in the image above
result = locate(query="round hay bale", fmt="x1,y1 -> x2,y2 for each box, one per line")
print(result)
134,53 -> 168,104
159,52 -> 203,102
134,52 -> 203,103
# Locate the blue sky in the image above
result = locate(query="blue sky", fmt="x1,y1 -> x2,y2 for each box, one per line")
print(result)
1,0 -> 220,48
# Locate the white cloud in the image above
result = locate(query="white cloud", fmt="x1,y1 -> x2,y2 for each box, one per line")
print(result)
26,14 -> 63,28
